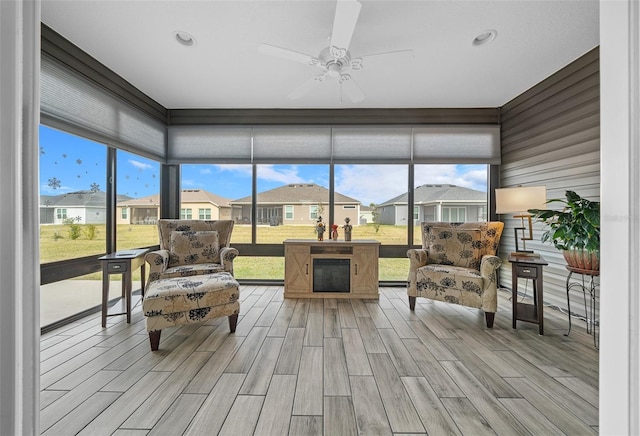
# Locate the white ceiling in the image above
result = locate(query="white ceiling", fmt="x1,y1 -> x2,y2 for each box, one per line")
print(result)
41,0 -> 599,110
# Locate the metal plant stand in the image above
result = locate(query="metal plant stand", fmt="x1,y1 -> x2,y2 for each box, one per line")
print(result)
565,266 -> 599,349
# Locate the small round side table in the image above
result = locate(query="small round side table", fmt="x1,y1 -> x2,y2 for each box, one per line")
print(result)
565,265 -> 599,349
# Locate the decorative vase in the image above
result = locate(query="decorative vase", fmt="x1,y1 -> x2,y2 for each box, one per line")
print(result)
563,248 -> 599,272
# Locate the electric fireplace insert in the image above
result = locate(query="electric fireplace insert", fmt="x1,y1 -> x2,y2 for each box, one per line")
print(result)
313,258 -> 350,293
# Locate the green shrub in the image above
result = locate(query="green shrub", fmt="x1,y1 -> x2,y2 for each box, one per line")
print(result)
84,224 -> 97,240
63,218 -> 82,240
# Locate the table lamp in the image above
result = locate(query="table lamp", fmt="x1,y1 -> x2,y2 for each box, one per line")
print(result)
495,185 -> 547,256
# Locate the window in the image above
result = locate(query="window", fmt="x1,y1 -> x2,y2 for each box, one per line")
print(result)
413,164 -> 488,245
39,125 -> 107,262
39,124 -> 109,328
256,164 -> 329,243
181,208 -> 192,219
116,150 -> 160,249
413,206 -> 419,220
442,207 -> 467,222
335,164 -> 408,245
478,206 -> 487,221
181,163 -> 252,243
309,205 -> 319,220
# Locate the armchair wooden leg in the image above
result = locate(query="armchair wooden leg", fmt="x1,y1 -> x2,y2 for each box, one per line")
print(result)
228,313 -> 238,333
485,312 -> 495,328
409,296 -> 416,311
149,330 -> 161,351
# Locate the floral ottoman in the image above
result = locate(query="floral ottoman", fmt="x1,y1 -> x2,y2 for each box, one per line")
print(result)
142,272 -> 240,351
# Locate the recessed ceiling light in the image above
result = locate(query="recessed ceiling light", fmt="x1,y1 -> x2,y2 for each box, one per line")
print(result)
173,31 -> 196,47
472,29 -> 497,47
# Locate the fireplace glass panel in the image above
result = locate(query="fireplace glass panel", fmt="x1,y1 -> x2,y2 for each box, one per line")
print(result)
313,258 -> 350,293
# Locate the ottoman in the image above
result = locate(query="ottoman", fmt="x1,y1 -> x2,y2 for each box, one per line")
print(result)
143,272 -> 240,351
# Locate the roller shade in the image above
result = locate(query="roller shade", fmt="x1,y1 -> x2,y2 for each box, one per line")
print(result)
253,126 -> 332,163
413,125 -> 500,164
332,126 -> 412,163
168,125 -> 252,163
165,124 -> 500,164
40,55 -> 166,159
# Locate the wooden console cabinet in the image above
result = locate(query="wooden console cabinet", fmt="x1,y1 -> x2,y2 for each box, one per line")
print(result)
283,239 -> 380,299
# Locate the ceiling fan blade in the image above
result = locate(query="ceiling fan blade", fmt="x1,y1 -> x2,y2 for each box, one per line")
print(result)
359,49 -> 414,69
341,76 -> 365,103
330,0 -> 362,53
258,43 -> 318,66
288,75 -> 324,100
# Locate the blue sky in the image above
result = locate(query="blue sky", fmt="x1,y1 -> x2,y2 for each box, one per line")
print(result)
40,125 -> 487,204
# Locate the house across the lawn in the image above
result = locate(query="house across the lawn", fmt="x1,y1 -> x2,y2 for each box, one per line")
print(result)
230,183 -> 361,226
116,189 -> 232,225
40,190 -> 131,225
377,184 -> 487,225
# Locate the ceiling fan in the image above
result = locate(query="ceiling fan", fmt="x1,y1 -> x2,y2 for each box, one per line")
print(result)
258,0 -> 413,103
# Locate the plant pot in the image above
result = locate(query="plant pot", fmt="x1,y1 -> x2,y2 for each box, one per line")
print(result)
563,249 -> 599,272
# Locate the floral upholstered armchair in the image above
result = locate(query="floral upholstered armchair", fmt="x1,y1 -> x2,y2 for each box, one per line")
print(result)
407,222 -> 504,327
146,219 -> 239,283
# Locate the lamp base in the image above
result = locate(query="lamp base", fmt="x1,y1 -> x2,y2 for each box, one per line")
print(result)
510,251 -> 541,258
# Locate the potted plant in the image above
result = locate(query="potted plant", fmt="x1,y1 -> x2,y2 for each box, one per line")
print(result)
528,190 -> 600,271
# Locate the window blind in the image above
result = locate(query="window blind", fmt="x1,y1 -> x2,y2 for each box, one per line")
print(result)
168,124 -> 500,164
413,125 -> 500,164
253,126 -> 332,163
168,125 -> 252,163
40,55 -> 166,160
331,126 -> 412,163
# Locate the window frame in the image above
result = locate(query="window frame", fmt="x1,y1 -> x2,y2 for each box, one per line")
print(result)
284,205 -> 294,220
198,208 -> 211,219
309,205 -> 318,220
181,208 -> 192,219
442,206 -> 467,222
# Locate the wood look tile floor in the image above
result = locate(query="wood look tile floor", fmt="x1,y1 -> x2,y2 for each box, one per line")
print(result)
40,286 -> 599,435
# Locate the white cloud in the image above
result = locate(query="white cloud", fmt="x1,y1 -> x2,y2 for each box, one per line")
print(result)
182,179 -> 202,188
336,165 -> 408,205
200,168 -> 213,175
129,159 -> 153,171
213,164 -> 252,177
40,184 -> 76,195
257,165 -> 306,184
336,164 -> 488,205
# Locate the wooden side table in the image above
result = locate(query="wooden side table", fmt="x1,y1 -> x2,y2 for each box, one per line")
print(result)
509,254 -> 548,335
99,248 -> 149,327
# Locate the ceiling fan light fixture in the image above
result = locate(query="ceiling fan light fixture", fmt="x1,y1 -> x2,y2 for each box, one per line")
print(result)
173,31 -> 196,47
472,29 -> 497,47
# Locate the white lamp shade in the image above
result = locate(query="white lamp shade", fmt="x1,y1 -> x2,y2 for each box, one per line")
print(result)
495,186 -> 547,214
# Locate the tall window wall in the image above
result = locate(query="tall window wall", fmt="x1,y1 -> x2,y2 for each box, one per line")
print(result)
39,125 -> 164,328
177,161 -> 490,281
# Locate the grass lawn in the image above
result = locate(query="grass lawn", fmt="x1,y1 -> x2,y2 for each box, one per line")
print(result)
40,223 -> 415,281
